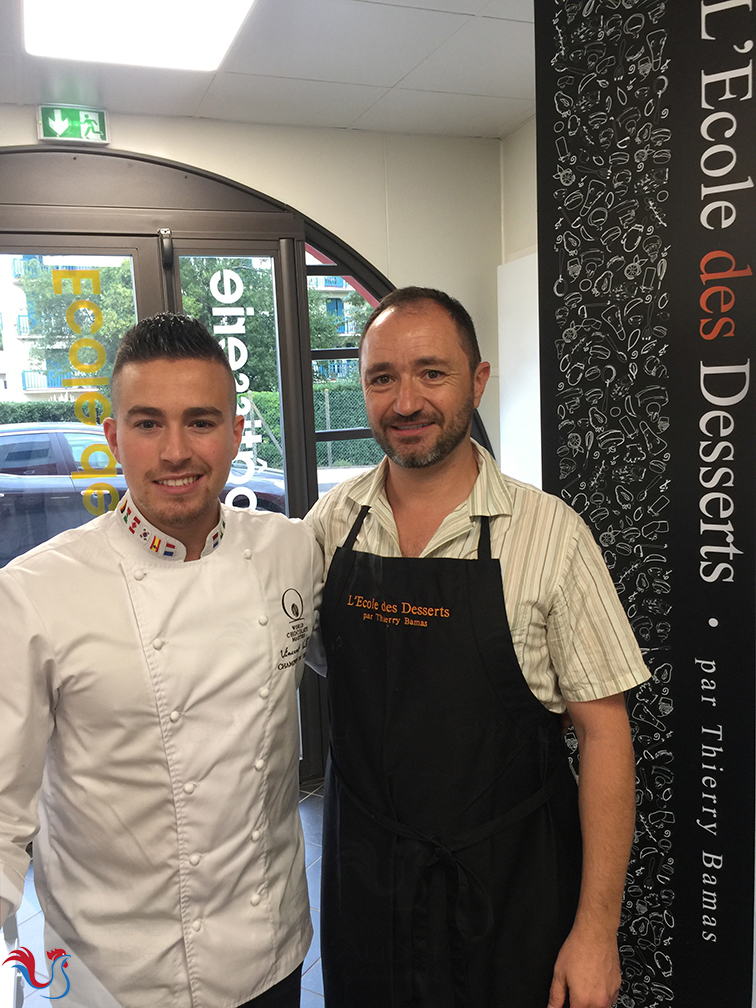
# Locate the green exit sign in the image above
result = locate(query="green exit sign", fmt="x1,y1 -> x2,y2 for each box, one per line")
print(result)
37,105 -> 109,144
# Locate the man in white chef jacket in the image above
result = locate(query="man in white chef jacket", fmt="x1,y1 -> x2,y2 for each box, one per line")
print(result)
0,314 -> 322,1008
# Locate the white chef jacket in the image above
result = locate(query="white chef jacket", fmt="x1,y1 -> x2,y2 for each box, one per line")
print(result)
0,496 -> 323,1008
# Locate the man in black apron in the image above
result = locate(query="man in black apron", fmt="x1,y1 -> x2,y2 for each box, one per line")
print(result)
305,288 -> 649,1008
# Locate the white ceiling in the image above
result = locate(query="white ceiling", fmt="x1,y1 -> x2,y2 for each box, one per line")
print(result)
0,0 -> 535,139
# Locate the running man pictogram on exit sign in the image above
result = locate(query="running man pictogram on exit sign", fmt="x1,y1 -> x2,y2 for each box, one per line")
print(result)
37,105 -> 109,144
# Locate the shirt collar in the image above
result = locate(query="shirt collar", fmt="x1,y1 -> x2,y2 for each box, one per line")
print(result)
346,441 -> 513,519
116,493 -> 225,562
467,442 -> 512,518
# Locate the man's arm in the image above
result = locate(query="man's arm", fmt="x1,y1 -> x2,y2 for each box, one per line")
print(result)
0,573 -> 54,930
547,692 -> 636,1008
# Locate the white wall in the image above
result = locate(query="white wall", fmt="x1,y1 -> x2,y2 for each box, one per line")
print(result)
0,104 -> 504,456
500,115 -> 537,263
498,117 -> 540,483
497,253 -> 540,486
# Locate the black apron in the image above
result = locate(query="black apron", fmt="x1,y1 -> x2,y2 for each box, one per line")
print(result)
319,506 -> 583,1008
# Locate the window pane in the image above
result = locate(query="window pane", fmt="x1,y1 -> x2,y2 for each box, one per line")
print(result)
0,253 -> 136,565
0,253 -> 137,405
308,276 -> 374,350
313,373 -> 367,431
178,256 -> 286,513
317,437 -> 383,496
305,245 -> 336,267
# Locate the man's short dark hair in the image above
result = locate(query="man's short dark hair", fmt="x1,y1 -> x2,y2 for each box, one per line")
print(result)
111,313 -> 235,411
360,287 -> 482,372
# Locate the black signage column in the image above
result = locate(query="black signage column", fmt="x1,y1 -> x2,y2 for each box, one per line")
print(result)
535,3 -> 756,1005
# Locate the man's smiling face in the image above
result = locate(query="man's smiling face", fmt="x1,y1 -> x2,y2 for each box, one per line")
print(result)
360,300 -> 489,470
103,357 -> 243,543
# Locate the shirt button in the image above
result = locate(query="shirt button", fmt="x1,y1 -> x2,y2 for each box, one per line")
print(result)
250,893 -> 262,906
169,711 -> 181,723
183,782 -> 196,795
134,570 -> 146,581
189,854 -> 201,866
259,687 -> 270,699
243,549 -> 252,560
251,830 -> 261,842
255,758 -> 265,771
258,615 -> 268,626
191,919 -> 202,932
152,638 -> 165,651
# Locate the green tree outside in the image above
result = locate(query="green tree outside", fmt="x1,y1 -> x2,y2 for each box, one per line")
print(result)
17,256 -> 137,386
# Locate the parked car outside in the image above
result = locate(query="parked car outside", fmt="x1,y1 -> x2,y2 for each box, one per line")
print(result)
0,422 -> 286,566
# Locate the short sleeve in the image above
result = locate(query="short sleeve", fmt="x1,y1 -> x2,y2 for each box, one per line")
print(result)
546,519 -> 650,703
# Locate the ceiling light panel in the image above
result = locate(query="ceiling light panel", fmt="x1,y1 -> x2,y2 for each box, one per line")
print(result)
24,0 -> 256,72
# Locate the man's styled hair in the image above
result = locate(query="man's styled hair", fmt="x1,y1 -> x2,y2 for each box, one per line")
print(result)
360,287 -> 482,371
111,313 -> 235,410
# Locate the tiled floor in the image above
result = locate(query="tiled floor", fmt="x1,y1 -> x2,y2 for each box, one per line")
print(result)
1,783 -> 326,1007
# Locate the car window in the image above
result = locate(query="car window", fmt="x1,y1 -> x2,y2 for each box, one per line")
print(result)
61,431 -> 122,475
0,433 -> 58,476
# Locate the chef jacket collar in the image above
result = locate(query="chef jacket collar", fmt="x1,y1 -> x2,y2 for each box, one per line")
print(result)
116,493 -> 225,562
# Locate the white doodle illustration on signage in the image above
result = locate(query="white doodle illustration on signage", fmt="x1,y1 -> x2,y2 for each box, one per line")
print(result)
545,5 -> 672,1005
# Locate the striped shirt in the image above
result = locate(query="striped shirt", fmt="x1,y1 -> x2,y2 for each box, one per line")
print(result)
305,443 -> 649,712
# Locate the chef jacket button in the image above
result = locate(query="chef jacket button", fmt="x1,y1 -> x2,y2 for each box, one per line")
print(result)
243,549 -> 252,560
152,638 -> 165,651
259,687 -> 270,699
258,615 -> 268,626
189,854 -> 201,866
191,919 -> 202,932
250,893 -> 262,907
183,782 -> 196,795
169,711 -> 181,723
255,758 -> 265,771
251,830 -> 261,842
134,570 -> 146,581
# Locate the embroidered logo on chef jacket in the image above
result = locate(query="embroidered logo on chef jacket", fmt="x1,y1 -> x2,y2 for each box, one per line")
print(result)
277,589 -> 309,669
2,947 -> 72,999
281,588 -> 304,621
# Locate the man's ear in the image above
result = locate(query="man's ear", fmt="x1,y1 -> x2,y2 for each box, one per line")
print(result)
102,416 -> 121,463
473,361 -> 491,408
233,413 -> 245,453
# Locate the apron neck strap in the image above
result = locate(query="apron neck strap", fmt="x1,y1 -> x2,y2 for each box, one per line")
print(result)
344,504 -> 371,551
477,516 -> 491,561
344,506 -> 492,559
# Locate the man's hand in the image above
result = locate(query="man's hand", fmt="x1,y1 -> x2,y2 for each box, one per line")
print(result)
547,925 -> 621,1008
